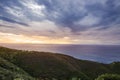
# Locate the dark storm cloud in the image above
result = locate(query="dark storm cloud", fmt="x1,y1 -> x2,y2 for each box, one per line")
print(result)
0,16 -> 29,26
35,0 -> 120,31
0,0 -> 120,30
85,0 -> 120,27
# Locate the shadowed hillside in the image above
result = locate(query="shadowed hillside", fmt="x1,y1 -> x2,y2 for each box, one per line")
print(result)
0,46 -> 120,80
0,56 -> 35,80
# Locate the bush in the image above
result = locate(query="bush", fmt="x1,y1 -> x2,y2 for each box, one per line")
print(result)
95,74 -> 120,80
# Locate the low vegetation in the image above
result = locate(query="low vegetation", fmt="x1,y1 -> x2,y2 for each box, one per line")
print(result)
95,74 -> 120,80
0,57 -> 35,80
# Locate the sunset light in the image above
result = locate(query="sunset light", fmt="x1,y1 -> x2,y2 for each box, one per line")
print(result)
0,32 -> 72,44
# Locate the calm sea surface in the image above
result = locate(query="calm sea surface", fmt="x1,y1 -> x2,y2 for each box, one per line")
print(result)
0,44 -> 120,63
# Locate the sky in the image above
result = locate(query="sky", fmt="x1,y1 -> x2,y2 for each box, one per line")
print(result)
0,0 -> 120,45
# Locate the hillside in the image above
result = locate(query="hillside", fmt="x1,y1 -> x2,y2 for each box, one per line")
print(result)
0,46 -> 120,80
0,56 -> 35,80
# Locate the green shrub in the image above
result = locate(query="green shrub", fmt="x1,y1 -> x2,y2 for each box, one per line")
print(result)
95,74 -> 120,80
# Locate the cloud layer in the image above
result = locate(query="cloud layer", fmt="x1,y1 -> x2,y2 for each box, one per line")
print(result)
0,0 -> 120,44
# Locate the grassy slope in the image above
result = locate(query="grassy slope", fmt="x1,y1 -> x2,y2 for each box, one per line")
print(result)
0,46 -> 120,80
0,57 -> 35,80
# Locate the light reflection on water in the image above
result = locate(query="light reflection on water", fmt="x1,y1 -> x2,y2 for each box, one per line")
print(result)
0,43 -> 120,63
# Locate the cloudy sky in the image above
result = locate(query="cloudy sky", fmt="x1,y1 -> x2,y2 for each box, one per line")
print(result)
0,0 -> 120,44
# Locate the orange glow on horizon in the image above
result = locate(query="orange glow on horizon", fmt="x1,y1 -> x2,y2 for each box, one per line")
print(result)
0,32 -> 72,44
0,32 -> 104,45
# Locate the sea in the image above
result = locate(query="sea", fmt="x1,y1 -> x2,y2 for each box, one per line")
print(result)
0,43 -> 120,63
